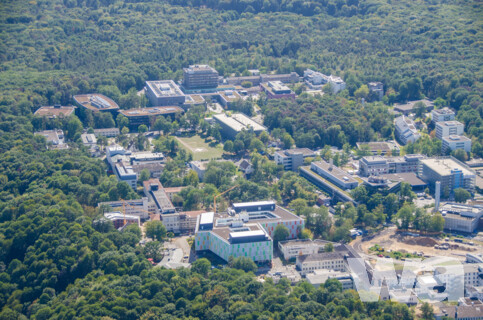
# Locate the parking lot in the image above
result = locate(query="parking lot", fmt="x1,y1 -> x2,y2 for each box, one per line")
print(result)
157,236 -> 192,268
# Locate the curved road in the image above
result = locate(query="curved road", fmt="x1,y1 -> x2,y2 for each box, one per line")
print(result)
350,226 -> 397,255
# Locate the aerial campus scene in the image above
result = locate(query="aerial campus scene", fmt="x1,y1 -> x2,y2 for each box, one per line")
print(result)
0,0 -> 482,319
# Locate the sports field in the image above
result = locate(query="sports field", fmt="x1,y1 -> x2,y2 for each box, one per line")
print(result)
175,135 -> 224,161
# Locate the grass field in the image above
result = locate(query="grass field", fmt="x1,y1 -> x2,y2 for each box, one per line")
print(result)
175,135 -> 224,161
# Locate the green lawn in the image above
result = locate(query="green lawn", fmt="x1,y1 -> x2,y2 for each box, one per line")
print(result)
175,135 -> 224,161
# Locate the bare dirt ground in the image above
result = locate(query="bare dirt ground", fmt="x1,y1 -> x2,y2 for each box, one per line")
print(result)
356,228 -> 483,261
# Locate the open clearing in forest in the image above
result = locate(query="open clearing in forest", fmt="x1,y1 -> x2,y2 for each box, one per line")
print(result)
175,135 -> 223,161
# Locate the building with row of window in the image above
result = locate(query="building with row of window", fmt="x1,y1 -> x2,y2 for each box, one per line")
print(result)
106,146 -> 167,190
394,116 -> 421,145
183,65 -> 219,91
296,243 -> 361,276
146,80 -> 187,106
440,203 -> 482,233
278,239 -> 329,260
431,107 -> 455,124
195,201 -> 304,262
303,69 -> 346,93
260,81 -> 296,99
443,135 -> 472,153
310,160 -> 359,190
436,120 -> 465,139
274,148 -> 316,171
420,157 -> 476,194
93,127 -> 120,137
359,154 -> 425,177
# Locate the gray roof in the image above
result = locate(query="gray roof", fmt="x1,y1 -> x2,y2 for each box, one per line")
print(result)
297,252 -> 344,263
457,305 -> 483,318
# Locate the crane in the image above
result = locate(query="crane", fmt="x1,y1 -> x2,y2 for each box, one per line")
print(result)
213,185 -> 239,214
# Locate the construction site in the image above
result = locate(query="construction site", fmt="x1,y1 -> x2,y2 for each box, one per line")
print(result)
355,227 -> 483,261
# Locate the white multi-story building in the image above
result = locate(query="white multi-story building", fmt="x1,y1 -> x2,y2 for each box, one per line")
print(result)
394,116 -> 421,145
114,162 -> 137,189
420,157 -> 476,194
303,69 -> 346,93
440,203 -> 482,233
431,107 -> 455,124
442,135 -> 472,153
435,264 -> 482,289
328,75 -> 346,94
274,148 -> 316,171
296,252 -> 346,276
436,120 -> 465,140
306,270 -> 354,290
359,156 -> 389,176
94,127 -> 120,137
278,239 -> 326,260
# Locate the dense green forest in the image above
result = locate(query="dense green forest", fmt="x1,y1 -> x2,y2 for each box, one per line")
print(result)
0,0 -> 481,107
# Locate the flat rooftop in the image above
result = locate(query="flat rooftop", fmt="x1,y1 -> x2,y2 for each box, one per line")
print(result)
306,270 -> 352,284
440,203 -> 482,215
312,161 -> 358,184
432,107 -> 454,115
120,106 -> 184,117
297,252 -> 344,263
443,135 -> 471,143
395,116 -> 418,132
277,148 -> 316,157
215,205 -> 303,226
184,64 -> 218,73
181,210 -> 207,218
34,106 -> 75,118
421,158 -> 474,177
94,128 -> 120,133
381,173 -> 427,187
130,152 -> 165,161
213,113 -> 266,132
81,133 -> 96,144
279,239 -> 323,248
356,141 -> 400,152
219,90 -> 241,102
443,212 -> 475,221
213,114 -> 246,131
436,120 -> 464,127
211,223 -> 267,243
232,200 -> 275,208
361,156 -> 387,164
231,113 -> 266,131
74,94 -> 119,111
394,99 -> 433,111
115,162 -> 136,177
151,189 -> 175,212
146,80 -> 184,98
184,94 -> 205,104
